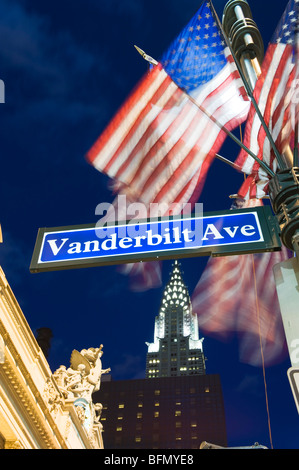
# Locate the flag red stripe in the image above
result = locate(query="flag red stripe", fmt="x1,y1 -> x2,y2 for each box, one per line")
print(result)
86,64 -> 164,164
131,76 -> 249,203
192,198 -> 289,366
235,25 -> 296,200
120,66 -> 247,192
105,71 -> 174,177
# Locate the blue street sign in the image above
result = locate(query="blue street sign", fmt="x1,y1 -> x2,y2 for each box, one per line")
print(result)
30,206 -> 281,273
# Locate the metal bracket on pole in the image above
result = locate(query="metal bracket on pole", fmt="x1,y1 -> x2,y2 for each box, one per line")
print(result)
268,168 -> 299,252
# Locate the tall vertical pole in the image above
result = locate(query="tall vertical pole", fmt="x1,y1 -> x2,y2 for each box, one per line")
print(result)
219,0 -> 285,169
222,0 -> 293,168
293,11 -> 299,168
222,1 -> 299,412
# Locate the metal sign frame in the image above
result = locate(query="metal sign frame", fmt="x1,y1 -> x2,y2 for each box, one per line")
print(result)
30,206 -> 281,273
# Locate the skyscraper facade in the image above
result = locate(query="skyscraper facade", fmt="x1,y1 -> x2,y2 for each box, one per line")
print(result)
146,261 -> 206,378
95,374 -> 227,449
93,260 -> 227,449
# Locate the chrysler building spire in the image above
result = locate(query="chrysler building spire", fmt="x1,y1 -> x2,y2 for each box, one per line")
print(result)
146,260 -> 205,378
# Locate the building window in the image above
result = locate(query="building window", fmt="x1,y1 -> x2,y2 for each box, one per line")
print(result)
154,390 -> 160,395
137,402 -> 143,408
137,412 -> 143,419
175,410 -> 181,416
118,403 -> 125,409
154,411 -> 159,418
135,437 -> 141,443
116,426 -> 122,432
154,401 -> 159,407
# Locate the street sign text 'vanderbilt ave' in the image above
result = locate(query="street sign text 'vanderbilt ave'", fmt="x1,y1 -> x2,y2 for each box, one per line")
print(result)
30,206 -> 281,273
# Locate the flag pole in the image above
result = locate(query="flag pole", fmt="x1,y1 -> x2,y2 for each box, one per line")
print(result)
294,125 -> 299,168
214,153 -> 243,171
211,1 -> 286,171
180,87 -> 275,177
134,45 -> 275,178
293,9 -> 299,167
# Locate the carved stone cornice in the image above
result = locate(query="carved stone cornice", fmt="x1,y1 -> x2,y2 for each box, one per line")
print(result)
4,440 -> 23,449
0,321 -> 67,449
0,268 -> 104,449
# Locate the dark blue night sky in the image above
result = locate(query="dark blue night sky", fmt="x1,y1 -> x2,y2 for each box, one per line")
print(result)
0,0 -> 298,449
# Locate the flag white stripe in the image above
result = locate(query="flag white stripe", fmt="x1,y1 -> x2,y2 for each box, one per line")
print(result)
140,91 -> 248,204
119,64 -> 248,190
108,77 -> 179,178
92,69 -> 167,170
192,199 -> 289,366
240,43 -> 287,174
271,59 -> 295,142
136,82 -> 249,201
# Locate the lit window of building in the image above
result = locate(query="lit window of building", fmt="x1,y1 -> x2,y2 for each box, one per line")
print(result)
92,261 -> 227,450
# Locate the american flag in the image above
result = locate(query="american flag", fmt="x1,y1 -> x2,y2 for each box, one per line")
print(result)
87,1 -> 249,213
87,1 -> 250,290
235,0 -> 298,199
191,198 -> 289,367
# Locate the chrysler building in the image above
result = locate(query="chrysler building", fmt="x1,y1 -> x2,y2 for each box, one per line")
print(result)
146,260 -> 205,378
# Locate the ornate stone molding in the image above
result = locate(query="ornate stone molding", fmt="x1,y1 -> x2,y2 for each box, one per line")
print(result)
0,267 -> 105,449
4,440 -> 23,449
0,321 -> 67,448
0,355 -> 63,448
0,270 -> 42,363
43,378 -> 64,416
